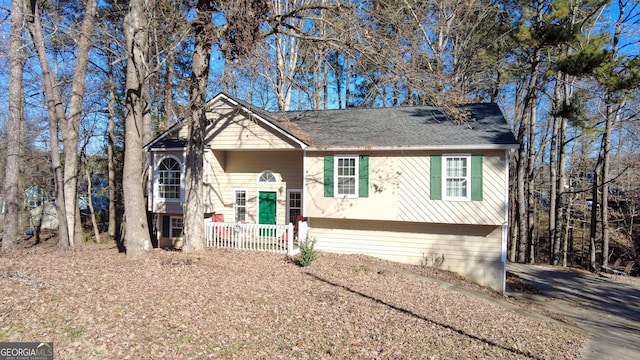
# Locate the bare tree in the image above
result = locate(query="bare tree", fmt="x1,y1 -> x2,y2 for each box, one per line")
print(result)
27,0 -> 99,248
122,0 -> 153,258
182,0 -> 216,252
2,0 -> 26,251
107,56 -> 119,239
182,0 -> 349,251
597,0 -> 638,267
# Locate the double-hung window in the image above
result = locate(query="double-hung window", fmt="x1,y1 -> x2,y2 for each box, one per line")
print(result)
430,154 -> 483,201
158,157 -> 181,200
234,190 -> 247,223
324,155 -> 369,198
444,155 -> 470,200
287,190 -> 302,224
170,216 -> 183,237
336,156 -> 358,197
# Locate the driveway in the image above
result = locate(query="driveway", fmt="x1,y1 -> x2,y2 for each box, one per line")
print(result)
506,262 -> 640,360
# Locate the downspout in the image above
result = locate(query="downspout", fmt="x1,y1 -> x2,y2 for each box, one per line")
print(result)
149,152 -> 159,244
502,149 -> 512,293
147,152 -> 154,212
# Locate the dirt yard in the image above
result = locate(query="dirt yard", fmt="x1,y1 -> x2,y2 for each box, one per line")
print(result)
1,236 -> 585,359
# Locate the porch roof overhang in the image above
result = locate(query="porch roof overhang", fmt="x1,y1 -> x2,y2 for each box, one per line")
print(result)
147,147 -> 186,152
145,138 -> 187,152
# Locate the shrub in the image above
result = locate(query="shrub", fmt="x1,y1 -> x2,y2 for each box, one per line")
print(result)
420,253 -> 445,268
298,237 -> 318,267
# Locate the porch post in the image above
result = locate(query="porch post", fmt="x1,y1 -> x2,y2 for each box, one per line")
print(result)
287,223 -> 294,255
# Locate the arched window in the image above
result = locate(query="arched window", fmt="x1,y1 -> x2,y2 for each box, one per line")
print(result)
158,157 -> 181,199
257,170 -> 277,183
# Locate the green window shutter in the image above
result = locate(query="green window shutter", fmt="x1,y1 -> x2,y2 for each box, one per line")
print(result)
430,155 -> 442,200
359,155 -> 369,198
162,216 -> 170,237
471,154 -> 483,201
324,156 -> 334,197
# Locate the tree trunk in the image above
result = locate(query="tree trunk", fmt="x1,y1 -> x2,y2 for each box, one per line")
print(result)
345,55 -> 351,107
183,0 -> 214,253
562,193 -> 573,267
600,102 -> 623,266
600,118 -> 611,266
62,0 -> 99,247
162,50 -> 176,129
272,0 -> 302,111
26,1 -> 72,248
550,69 -> 570,266
520,40 -> 543,263
107,59 -> 117,239
589,164 -> 600,271
554,107 -> 568,266
516,126 -> 527,263
123,0 -> 153,258
600,1 -> 626,268
85,167 -> 101,243
2,0 -> 26,251
549,75 -> 560,265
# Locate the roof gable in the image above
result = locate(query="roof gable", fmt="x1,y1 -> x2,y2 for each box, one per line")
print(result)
144,92 -> 309,151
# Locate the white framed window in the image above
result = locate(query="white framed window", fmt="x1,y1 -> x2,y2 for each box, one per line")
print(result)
443,155 -> 470,201
287,190 -> 302,225
170,216 -> 183,238
234,189 -> 247,223
257,170 -> 277,183
335,156 -> 358,197
157,156 -> 182,200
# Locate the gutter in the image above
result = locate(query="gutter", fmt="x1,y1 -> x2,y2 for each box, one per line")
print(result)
304,144 -> 520,152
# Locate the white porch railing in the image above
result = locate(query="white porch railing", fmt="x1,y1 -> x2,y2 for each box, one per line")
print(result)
204,219 -> 303,256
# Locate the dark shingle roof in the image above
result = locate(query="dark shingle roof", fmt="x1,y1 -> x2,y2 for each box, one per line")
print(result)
144,92 -> 518,151
275,103 -> 518,149
148,138 -> 186,149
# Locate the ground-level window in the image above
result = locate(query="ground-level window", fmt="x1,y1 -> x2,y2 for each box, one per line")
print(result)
444,155 -> 470,200
287,190 -> 302,224
234,189 -> 247,223
170,216 -> 183,237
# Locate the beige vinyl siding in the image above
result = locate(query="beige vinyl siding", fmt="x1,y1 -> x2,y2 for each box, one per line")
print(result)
304,151 -> 507,225
184,106 -> 300,150
309,218 -> 504,291
204,150 -> 303,224
304,152 -> 400,221
398,151 -> 507,225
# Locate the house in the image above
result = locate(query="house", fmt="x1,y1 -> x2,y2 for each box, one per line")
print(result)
24,185 -> 47,210
145,92 -> 519,292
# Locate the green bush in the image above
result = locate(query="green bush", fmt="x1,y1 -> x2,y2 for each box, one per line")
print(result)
298,237 -> 318,267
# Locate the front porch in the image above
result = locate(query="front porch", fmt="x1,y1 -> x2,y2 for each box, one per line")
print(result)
204,219 -> 309,256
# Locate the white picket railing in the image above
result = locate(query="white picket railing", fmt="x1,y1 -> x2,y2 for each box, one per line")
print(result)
204,219 -> 303,256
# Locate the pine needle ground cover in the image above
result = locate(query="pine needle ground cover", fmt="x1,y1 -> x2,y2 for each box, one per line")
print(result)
0,242 -> 584,359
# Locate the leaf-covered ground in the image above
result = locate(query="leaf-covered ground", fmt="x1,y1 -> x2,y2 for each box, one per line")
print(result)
0,239 -> 585,359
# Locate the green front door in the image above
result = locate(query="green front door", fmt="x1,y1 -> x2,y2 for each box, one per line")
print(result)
258,192 -> 277,237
